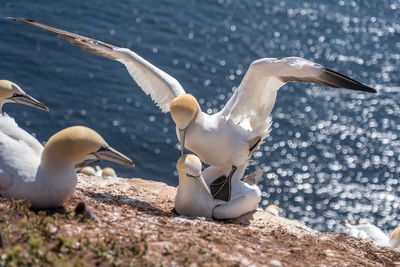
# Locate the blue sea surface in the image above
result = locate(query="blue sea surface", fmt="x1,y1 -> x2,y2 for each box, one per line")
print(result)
0,0 -> 399,233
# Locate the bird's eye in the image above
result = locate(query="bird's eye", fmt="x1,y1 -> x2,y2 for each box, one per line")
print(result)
186,173 -> 200,178
9,93 -> 23,99
95,146 -> 109,152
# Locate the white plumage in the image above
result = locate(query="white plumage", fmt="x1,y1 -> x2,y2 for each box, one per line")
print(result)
0,113 -> 43,156
10,18 -> 376,186
116,48 -> 185,112
0,79 -> 49,189
0,117 -> 72,208
0,125 -> 134,209
175,154 -> 260,219
344,220 -> 400,248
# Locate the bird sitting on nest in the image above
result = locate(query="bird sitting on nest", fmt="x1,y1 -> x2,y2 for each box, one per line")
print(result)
175,154 -> 260,219
0,125 -> 134,209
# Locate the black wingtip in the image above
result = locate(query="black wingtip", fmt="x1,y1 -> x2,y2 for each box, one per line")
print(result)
6,17 -> 35,23
324,68 -> 377,94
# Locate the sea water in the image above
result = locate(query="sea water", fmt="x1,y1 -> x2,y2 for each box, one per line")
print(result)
0,0 -> 399,233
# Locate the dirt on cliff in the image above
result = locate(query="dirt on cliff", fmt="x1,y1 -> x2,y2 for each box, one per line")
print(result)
0,175 -> 399,266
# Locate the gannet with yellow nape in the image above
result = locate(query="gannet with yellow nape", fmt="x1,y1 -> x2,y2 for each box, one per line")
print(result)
0,125 -> 134,209
175,154 -> 260,219
0,80 -> 48,113
0,80 -> 49,157
9,18 -> 377,183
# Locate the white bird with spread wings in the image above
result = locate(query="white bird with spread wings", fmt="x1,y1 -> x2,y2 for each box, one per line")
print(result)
9,18 -> 376,185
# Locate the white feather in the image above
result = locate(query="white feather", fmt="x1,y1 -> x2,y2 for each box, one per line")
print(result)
222,57 -> 323,132
344,221 -> 390,247
0,115 -> 76,208
12,19 -> 375,180
114,48 -> 185,112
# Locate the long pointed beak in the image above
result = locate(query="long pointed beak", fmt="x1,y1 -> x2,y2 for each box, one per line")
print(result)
193,175 -> 213,199
11,93 -> 49,111
179,128 -> 186,156
94,146 -> 134,167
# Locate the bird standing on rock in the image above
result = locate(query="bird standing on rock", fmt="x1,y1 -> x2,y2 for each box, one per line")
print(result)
9,18 -> 377,188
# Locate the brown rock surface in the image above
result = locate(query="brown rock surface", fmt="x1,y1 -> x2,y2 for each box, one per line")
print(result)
1,174 -> 399,266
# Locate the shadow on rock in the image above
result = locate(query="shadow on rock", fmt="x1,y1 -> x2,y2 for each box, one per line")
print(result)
88,191 -> 174,217
31,205 -> 67,216
224,210 -> 258,226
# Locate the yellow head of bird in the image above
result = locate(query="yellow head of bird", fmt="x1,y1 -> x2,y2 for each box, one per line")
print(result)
42,126 -> 134,169
170,94 -> 200,130
176,154 -> 202,177
0,80 -> 48,111
176,154 -> 213,198
0,80 -> 18,99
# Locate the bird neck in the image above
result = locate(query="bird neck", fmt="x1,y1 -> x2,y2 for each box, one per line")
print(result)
40,145 -> 74,175
195,105 -> 203,121
177,170 -> 210,200
178,171 -> 198,193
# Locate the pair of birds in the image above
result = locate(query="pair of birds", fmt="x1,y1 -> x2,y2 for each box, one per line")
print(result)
5,18 -> 376,219
0,80 -> 134,208
344,219 -> 400,249
80,165 -> 117,178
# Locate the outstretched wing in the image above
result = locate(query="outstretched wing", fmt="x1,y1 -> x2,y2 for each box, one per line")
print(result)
222,57 -> 376,127
9,17 -> 186,112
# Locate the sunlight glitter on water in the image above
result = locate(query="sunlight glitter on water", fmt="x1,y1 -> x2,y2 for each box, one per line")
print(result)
1,0 -> 399,233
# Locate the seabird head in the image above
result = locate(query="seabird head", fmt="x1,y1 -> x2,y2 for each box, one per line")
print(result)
265,204 -> 280,216
176,154 -> 213,198
42,126 -> 134,170
0,80 -> 49,112
170,94 -> 200,155
79,166 -> 96,176
102,167 -> 117,177
389,227 -> 400,248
